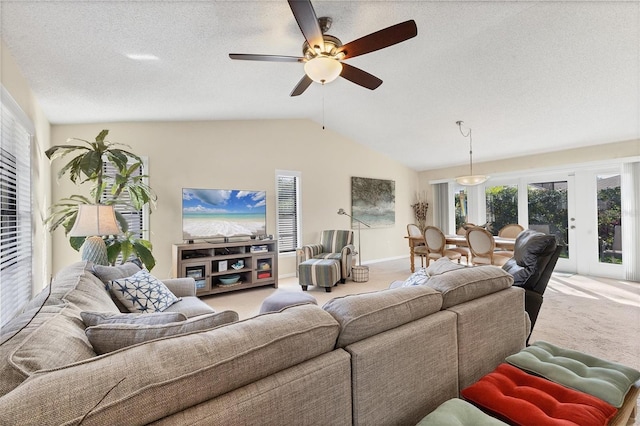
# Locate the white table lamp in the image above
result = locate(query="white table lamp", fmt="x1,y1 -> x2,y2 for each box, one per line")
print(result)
69,204 -> 121,265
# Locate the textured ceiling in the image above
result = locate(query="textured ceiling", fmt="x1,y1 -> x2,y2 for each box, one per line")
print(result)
1,1 -> 638,171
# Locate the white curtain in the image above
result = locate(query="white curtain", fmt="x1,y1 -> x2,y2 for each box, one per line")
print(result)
621,161 -> 640,282
432,183 -> 449,232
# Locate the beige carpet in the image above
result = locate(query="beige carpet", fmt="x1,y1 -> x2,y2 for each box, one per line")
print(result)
202,258 -> 640,424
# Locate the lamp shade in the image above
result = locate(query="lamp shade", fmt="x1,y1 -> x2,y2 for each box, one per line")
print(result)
69,204 -> 121,237
304,56 -> 343,84
455,175 -> 489,186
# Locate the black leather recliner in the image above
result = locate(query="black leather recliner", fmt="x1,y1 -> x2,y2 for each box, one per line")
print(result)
502,229 -> 562,343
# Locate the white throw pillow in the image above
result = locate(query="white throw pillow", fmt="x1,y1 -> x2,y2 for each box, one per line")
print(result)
108,270 -> 180,313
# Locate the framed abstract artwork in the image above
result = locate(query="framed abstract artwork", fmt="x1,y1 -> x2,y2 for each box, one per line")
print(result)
351,177 -> 395,228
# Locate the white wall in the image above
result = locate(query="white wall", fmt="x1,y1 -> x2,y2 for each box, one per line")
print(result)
50,120 -> 419,278
1,39 -> 52,294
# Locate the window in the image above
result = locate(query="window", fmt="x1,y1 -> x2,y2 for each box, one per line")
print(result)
1,90 -> 33,326
276,170 -> 301,253
596,173 -> 621,264
100,160 -> 147,241
485,184 -> 518,235
454,187 -> 468,232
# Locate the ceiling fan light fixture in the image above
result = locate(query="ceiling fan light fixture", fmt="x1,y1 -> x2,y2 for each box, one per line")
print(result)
304,56 -> 342,84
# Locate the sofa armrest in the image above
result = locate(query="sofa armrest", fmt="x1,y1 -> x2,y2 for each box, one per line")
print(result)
162,278 -> 197,297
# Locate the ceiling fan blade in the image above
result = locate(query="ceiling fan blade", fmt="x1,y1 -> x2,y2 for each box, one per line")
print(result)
340,63 -> 383,90
290,74 -> 313,97
229,54 -> 304,63
288,0 -> 325,52
338,20 -> 417,60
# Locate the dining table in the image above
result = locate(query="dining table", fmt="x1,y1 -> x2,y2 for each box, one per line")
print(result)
405,234 -> 516,272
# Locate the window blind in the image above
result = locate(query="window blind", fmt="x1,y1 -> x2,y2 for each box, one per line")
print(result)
1,95 -> 32,327
276,172 -> 300,253
100,161 -> 146,239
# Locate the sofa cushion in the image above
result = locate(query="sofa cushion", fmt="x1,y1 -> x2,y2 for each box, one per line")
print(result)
0,303 -> 96,397
323,286 -> 443,348
0,304 -> 341,425
162,297 -> 216,318
506,340 -> 640,408
44,261 -> 120,313
85,310 -> 239,354
108,270 -> 180,313
425,265 -> 514,309
91,262 -> 141,284
426,257 -> 467,276
416,398 -> 508,426
80,311 -> 187,327
461,363 -> 617,426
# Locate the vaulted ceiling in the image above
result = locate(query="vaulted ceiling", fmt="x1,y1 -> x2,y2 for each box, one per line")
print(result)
1,1 -> 638,170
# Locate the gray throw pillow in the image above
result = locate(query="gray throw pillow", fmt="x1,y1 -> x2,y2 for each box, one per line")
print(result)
92,262 -> 141,285
80,311 -> 187,327
85,311 -> 240,354
108,270 -> 180,313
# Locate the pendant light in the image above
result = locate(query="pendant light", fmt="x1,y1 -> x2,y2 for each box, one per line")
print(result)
455,120 -> 488,186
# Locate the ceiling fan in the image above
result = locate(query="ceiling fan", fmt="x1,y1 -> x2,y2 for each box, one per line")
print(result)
229,0 -> 417,96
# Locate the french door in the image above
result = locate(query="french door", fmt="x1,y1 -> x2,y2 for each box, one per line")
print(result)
523,174 -> 576,273
481,169 -> 625,277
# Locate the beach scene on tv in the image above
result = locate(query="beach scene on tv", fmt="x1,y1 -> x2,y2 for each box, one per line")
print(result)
182,188 -> 267,239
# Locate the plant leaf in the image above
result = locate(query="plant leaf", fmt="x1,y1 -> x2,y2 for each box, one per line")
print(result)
70,236 -> 85,251
107,241 -> 122,264
133,241 -> 155,271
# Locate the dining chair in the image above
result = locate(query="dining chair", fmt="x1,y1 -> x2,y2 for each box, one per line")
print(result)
498,224 -> 525,239
407,224 -> 427,268
456,222 -> 476,235
424,226 -> 462,265
496,224 -> 525,257
465,227 -> 511,266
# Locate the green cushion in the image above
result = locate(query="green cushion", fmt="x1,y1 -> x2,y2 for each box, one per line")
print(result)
416,398 -> 508,426
506,340 -> 640,407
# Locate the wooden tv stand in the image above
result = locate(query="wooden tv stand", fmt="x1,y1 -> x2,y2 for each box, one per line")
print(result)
171,240 -> 278,296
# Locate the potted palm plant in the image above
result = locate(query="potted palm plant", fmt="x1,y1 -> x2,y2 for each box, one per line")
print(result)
46,129 -> 158,270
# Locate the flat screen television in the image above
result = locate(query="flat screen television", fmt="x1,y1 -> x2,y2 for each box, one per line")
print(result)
182,188 -> 266,241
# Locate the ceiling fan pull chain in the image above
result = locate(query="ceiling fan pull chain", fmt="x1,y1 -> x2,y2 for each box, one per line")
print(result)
322,83 -> 325,130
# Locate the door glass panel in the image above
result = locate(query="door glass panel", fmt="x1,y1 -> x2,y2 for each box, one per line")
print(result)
597,174 -> 622,264
527,181 -> 569,258
454,188 -> 468,233
486,184 -> 518,236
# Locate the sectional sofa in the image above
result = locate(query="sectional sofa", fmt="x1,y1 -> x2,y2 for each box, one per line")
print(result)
0,259 -> 527,425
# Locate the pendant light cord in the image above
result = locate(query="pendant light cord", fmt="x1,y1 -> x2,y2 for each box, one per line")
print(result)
457,121 -> 473,175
